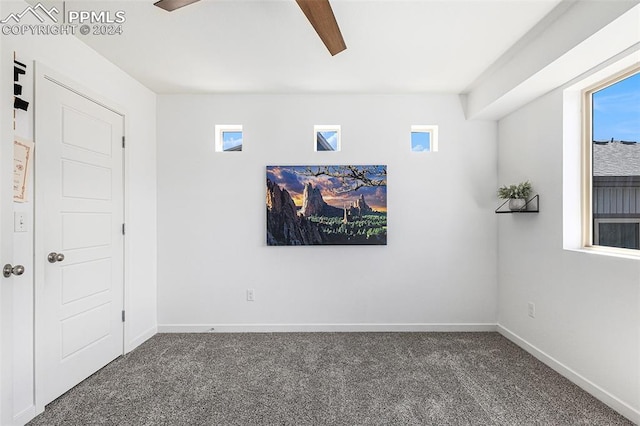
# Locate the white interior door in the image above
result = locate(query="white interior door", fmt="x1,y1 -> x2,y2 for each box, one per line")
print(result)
35,74 -> 124,406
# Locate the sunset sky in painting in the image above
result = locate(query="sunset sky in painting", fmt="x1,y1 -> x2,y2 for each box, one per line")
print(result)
267,166 -> 387,212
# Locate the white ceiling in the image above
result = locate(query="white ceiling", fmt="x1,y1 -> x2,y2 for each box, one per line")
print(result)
73,0 -> 563,94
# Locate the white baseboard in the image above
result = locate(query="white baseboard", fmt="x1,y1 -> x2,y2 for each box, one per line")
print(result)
125,325 -> 157,353
14,404 -> 36,426
158,323 -> 497,333
497,324 -> 639,425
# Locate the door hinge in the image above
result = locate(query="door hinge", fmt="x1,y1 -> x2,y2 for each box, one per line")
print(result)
122,136 -> 125,148
122,223 -> 126,235
121,310 -> 125,322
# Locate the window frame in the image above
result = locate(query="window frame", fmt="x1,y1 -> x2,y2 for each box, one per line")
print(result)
582,65 -> 640,251
314,125 -> 341,152
410,125 -> 438,153
214,124 -> 243,152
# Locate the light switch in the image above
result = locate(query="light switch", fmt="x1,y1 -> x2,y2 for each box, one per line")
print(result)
14,212 -> 27,232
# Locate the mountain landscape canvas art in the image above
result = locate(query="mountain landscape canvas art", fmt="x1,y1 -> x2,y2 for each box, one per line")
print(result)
266,165 -> 387,246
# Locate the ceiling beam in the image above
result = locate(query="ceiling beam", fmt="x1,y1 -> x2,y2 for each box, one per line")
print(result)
462,1 -> 640,120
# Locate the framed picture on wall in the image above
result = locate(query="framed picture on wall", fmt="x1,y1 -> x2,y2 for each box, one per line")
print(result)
266,165 -> 387,245
13,137 -> 33,202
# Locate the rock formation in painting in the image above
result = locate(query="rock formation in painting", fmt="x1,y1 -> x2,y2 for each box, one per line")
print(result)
299,182 -> 342,218
343,193 -> 374,222
266,179 -> 323,245
354,194 -> 373,213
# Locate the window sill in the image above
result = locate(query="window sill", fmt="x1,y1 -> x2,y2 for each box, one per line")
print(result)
564,245 -> 640,260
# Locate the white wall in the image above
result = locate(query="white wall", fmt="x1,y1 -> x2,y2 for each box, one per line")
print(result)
497,89 -> 640,422
157,94 -> 497,331
0,1 -> 158,423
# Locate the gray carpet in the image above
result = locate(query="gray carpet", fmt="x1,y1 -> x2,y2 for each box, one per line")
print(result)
28,332 -> 633,425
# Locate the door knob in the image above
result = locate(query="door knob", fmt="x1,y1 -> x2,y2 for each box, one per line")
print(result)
47,252 -> 65,263
3,264 -> 25,278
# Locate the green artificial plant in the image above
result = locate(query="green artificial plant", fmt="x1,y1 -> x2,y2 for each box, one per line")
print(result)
497,181 -> 532,200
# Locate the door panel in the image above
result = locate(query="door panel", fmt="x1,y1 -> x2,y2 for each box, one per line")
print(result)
61,213 -> 112,249
36,76 -> 124,406
61,259 -> 111,304
62,107 -> 113,155
62,161 -> 112,200
61,303 -> 111,358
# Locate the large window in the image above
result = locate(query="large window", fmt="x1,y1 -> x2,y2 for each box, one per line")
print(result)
585,68 -> 640,250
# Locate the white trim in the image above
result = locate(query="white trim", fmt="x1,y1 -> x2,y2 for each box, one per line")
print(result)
122,114 -> 131,357
158,323 -> 497,333
124,326 -> 157,354
0,19 -> 4,426
497,324 -> 639,424
564,246 -> 640,260
13,405 -> 35,425
582,65 -> 640,251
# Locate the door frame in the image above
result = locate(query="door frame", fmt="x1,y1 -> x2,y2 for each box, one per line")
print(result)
33,62 -> 129,415
0,32 -> 10,426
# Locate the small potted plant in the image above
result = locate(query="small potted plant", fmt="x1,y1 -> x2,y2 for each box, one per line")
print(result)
498,181 -> 532,211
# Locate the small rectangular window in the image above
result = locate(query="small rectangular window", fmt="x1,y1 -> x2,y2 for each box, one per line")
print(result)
215,125 -> 243,152
314,125 -> 341,152
411,125 -> 438,152
585,68 -> 640,250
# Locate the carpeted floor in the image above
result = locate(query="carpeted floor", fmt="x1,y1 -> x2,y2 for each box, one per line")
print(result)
28,332 -> 633,425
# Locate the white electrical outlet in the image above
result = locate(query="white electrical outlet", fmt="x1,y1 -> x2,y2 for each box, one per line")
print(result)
247,289 -> 255,302
528,302 -> 536,318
